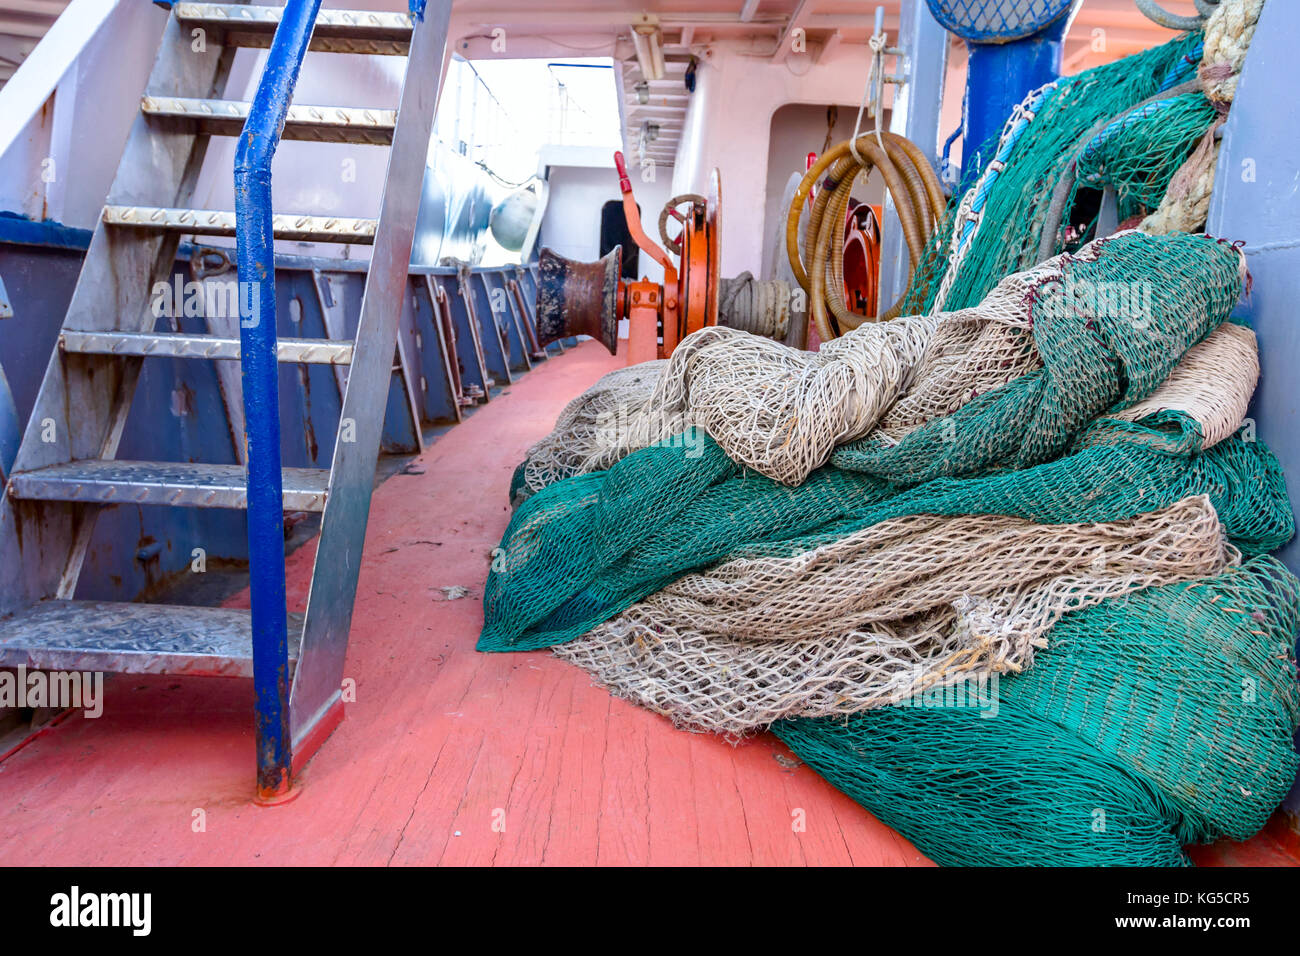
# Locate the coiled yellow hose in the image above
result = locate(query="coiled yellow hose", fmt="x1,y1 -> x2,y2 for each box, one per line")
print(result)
786,130 -> 945,340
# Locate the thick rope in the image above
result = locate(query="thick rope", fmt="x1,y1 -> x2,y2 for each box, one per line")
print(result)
1141,0 -> 1264,235
716,272 -> 791,338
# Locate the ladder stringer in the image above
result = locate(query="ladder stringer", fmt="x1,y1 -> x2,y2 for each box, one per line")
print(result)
287,3 -> 452,754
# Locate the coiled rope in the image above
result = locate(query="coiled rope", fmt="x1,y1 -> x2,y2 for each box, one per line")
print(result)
716,272 -> 791,338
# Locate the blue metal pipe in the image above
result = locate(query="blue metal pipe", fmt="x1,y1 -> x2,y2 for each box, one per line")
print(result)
960,13 -> 1070,187
234,0 -> 323,801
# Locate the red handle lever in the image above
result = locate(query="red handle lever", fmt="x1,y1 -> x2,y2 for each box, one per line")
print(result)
614,150 -> 632,194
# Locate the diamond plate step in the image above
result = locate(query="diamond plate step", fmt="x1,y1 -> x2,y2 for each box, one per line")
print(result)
0,601 -> 303,677
174,2 -> 413,55
7,461 -> 330,511
61,330 -> 353,365
141,96 -> 396,145
102,206 -> 377,244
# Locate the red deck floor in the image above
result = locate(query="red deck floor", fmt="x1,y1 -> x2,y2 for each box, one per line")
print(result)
0,341 -> 929,866
1,340 -> 1293,866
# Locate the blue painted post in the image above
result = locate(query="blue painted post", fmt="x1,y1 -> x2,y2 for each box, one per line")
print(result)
960,16 -> 1071,186
234,0 -> 323,802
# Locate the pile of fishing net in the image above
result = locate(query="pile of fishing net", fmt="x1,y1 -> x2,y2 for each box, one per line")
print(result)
775,557 -> 1300,866
482,12 -> 1299,865
555,494 -> 1234,734
516,228 -> 1244,497
484,231 -> 1262,650
482,255 -> 1297,862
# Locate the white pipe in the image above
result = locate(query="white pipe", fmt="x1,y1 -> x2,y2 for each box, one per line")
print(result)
631,26 -> 665,81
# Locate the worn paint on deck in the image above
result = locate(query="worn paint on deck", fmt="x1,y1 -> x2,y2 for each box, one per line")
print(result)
0,339 -> 1291,866
0,340 -> 927,866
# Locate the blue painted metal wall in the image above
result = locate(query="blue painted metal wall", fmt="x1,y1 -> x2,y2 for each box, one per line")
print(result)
0,237 -> 536,608
1206,0 -> 1300,814
961,15 -> 1070,181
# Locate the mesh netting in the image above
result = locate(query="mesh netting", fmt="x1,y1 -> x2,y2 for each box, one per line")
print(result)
830,230 -> 1244,484
482,232 -> 1267,656
514,230 -> 1244,497
902,32 -> 1209,315
1003,557 -> 1300,845
513,360 -> 667,506
481,19 -> 1293,864
924,0 -> 1075,42
555,495 -> 1234,735
1073,91 -> 1217,220
774,557 -> 1300,866
480,410 -> 1293,654
1107,320 -> 1256,447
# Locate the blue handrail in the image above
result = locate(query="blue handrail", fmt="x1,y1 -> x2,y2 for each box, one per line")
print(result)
234,0 -> 323,801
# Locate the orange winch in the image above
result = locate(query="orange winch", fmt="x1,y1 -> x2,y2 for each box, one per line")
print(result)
534,150 -> 725,365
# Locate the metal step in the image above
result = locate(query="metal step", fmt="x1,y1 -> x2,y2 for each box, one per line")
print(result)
141,96 -> 396,146
61,330 -> 354,365
174,2 -> 413,55
0,600 -> 303,678
7,461 -> 330,511
102,206 -> 377,244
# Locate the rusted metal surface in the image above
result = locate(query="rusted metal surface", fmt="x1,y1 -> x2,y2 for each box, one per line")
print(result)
507,277 -> 546,360
479,272 -> 532,373
430,278 -> 469,412
535,246 -> 621,355
460,265 -> 513,386
538,153 -> 723,365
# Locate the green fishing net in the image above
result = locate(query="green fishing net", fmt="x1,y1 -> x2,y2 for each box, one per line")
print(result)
481,231 -> 1263,654
478,29 -> 1298,865
831,231 -> 1243,484
1072,91 -> 1217,221
774,557 -> 1300,866
479,412 -> 1292,652
902,32 -> 1208,315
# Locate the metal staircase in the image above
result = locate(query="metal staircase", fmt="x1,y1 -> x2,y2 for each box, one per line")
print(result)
0,0 -> 451,800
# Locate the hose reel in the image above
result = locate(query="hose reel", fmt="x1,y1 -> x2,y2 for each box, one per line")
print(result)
786,129 -> 946,342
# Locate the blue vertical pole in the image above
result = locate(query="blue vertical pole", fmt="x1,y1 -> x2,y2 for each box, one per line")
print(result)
880,0 -> 949,312
234,0 -> 323,801
960,13 -> 1070,186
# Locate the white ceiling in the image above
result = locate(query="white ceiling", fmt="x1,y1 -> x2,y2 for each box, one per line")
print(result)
0,0 -> 1206,156
455,0 -> 1206,167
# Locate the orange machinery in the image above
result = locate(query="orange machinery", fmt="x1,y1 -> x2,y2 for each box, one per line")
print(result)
535,151 -> 721,365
